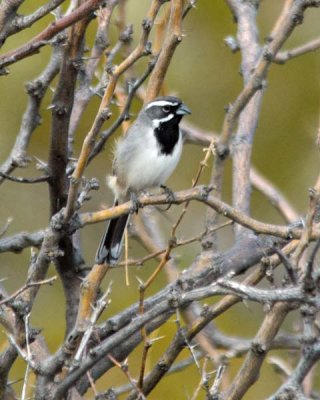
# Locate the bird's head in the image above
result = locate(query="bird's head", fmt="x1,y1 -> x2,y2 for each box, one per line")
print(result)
142,96 -> 191,129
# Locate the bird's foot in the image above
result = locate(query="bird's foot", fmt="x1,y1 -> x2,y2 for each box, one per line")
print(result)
129,190 -> 140,214
160,184 -> 176,210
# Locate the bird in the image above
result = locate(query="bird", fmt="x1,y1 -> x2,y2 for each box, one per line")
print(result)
95,95 -> 191,265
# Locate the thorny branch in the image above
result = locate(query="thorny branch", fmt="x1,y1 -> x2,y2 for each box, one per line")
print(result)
1,1 -> 320,399
0,0 -> 106,73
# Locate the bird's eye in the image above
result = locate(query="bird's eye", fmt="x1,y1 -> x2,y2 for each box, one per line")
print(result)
162,106 -> 170,113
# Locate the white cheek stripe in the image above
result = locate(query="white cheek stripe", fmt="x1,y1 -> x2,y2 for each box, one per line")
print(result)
152,113 -> 174,128
145,100 -> 179,109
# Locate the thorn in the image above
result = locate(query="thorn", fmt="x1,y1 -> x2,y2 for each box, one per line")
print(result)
135,276 -> 144,286
149,335 -> 166,344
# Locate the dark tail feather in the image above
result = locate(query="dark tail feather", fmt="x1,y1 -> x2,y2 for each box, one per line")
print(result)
95,203 -> 130,265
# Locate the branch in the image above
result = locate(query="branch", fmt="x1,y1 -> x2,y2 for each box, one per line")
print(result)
0,277 -> 57,307
224,302 -> 293,399
88,57 -> 157,163
0,43 -> 62,182
68,0 -> 119,146
274,36 -> 320,64
0,0 -> 24,46
268,342 -> 320,399
250,168 -> 299,223
53,250 -> 312,398
48,0 -> 92,335
0,172 -> 49,184
0,0 -> 66,46
218,0 -> 312,156
0,230 -> 44,253
80,186 -> 315,240
0,0 -> 105,73
144,0 -> 185,102
43,231 -> 282,393
229,0 -> 263,239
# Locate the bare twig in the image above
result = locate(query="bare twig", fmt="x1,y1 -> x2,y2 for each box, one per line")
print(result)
68,0 -> 120,145
21,313 -> 31,400
0,0 -> 105,72
0,43 -> 62,183
118,221 -> 232,267
88,57 -> 157,162
0,218 -> 13,239
0,276 -> 57,306
274,36 -> 320,64
0,172 -> 49,184
250,168 -> 299,223
108,354 -> 146,399
145,0 -> 185,102
73,283 -> 112,365
219,0 -> 312,154
0,0 -> 66,45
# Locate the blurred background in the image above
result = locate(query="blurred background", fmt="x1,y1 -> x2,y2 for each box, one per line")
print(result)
0,1 -> 319,398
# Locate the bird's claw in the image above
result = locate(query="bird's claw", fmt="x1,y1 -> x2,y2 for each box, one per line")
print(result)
129,191 -> 140,214
160,185 -> 176,210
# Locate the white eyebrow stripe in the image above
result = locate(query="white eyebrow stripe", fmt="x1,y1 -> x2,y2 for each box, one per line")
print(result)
152,113 -> 174,128
146,100 -> 179,109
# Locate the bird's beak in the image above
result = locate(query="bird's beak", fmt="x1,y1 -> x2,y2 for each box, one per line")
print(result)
176,102 -> 192,115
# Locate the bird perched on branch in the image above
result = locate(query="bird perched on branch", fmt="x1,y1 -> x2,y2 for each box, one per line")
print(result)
96,96 -> 191,265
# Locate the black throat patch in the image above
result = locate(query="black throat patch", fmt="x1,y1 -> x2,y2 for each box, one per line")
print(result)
154,119 -> 180,156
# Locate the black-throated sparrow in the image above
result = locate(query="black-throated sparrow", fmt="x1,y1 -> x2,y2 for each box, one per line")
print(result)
96,96 -> 191,265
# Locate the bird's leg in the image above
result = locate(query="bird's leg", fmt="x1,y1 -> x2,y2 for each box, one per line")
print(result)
160,184 -> 176,210
128,189 -> 140,214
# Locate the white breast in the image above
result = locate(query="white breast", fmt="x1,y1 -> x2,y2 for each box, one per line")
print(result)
124,127 -> 183,192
